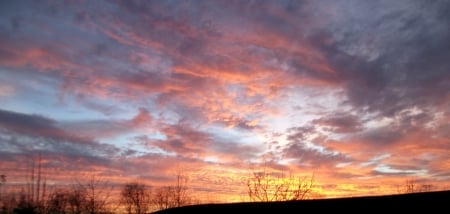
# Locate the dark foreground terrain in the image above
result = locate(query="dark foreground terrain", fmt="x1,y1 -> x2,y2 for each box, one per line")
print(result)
152,190 -> 450,213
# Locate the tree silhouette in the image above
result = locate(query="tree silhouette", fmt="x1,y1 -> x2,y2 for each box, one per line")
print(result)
171,173 -> 190,207
246,167 -> 314,202
152,172 -> 193,211
397,178 -> 434,194
13,153 -> 47,214
80,175 -> 114,214
46,189 -> 70,214
121,182 -> 151,214
0,174 -> 5,198
66,185 -> 87,214
152,186 -> 174,211
0,174 -> 6,209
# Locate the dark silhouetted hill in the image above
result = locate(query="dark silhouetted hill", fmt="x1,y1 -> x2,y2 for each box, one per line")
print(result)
152,190 -> 450,213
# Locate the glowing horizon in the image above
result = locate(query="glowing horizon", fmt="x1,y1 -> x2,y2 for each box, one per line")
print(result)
1,0 -> 449,204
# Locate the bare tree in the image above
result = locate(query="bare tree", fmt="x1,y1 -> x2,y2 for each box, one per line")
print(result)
405,178 -> 416,193
121,182 -> 151,214
246,168 -> 314,202
79,175 -> 114,214
14,153 -> 47,214
0,174 -> 5,201
152,186 -> 173,211
6,173 -> 114,214
66,185 -> 87,214
46,189 -> 69,214
172,173 -> 190,207
0,174 -> 6,211
152,172 -> 193,211
420,184 -> 434,192
397,178 -> 434,194
1,193 -> 18,214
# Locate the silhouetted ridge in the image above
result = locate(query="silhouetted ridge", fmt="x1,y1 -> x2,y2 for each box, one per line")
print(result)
152,190 -> 450,213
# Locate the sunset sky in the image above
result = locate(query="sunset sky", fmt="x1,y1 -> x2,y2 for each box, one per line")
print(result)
1,0 -> 449,202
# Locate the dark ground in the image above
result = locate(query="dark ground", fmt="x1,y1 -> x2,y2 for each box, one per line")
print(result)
152,190 -> 450,213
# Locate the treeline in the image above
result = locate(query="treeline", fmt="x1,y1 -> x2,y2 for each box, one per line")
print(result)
0,174 -> 195,214
0,155 -> 196,214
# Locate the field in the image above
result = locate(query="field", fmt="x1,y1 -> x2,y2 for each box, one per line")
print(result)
152,190 -> 450,213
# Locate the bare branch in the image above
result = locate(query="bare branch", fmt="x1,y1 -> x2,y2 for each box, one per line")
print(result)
246,168 -> 315,202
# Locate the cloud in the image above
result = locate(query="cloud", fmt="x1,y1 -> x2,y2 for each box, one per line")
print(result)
0,109 -> 73,140
282,125 -> 350,167
138,121 -> 262,162
313,113 -> 362,133
2,0 -> 448,119
141,122 -> 211,156
282,141 -> 348,167
0,84 -> 14,96
358,127 -> 403,146
0,0 -> 330,130
0,109 -> 119,157
305,0 -> 450,117
60,108 -> 153,139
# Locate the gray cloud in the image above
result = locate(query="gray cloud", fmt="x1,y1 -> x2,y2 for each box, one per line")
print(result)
313,114 -> 362,133
358,127 -> 403,146
283,125 -> 350,167
308,0 -> 450,117
282,140 -> 349,168
0,109 -> 120,159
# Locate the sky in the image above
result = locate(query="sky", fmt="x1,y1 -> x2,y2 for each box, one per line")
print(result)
0,0 -> 449,202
